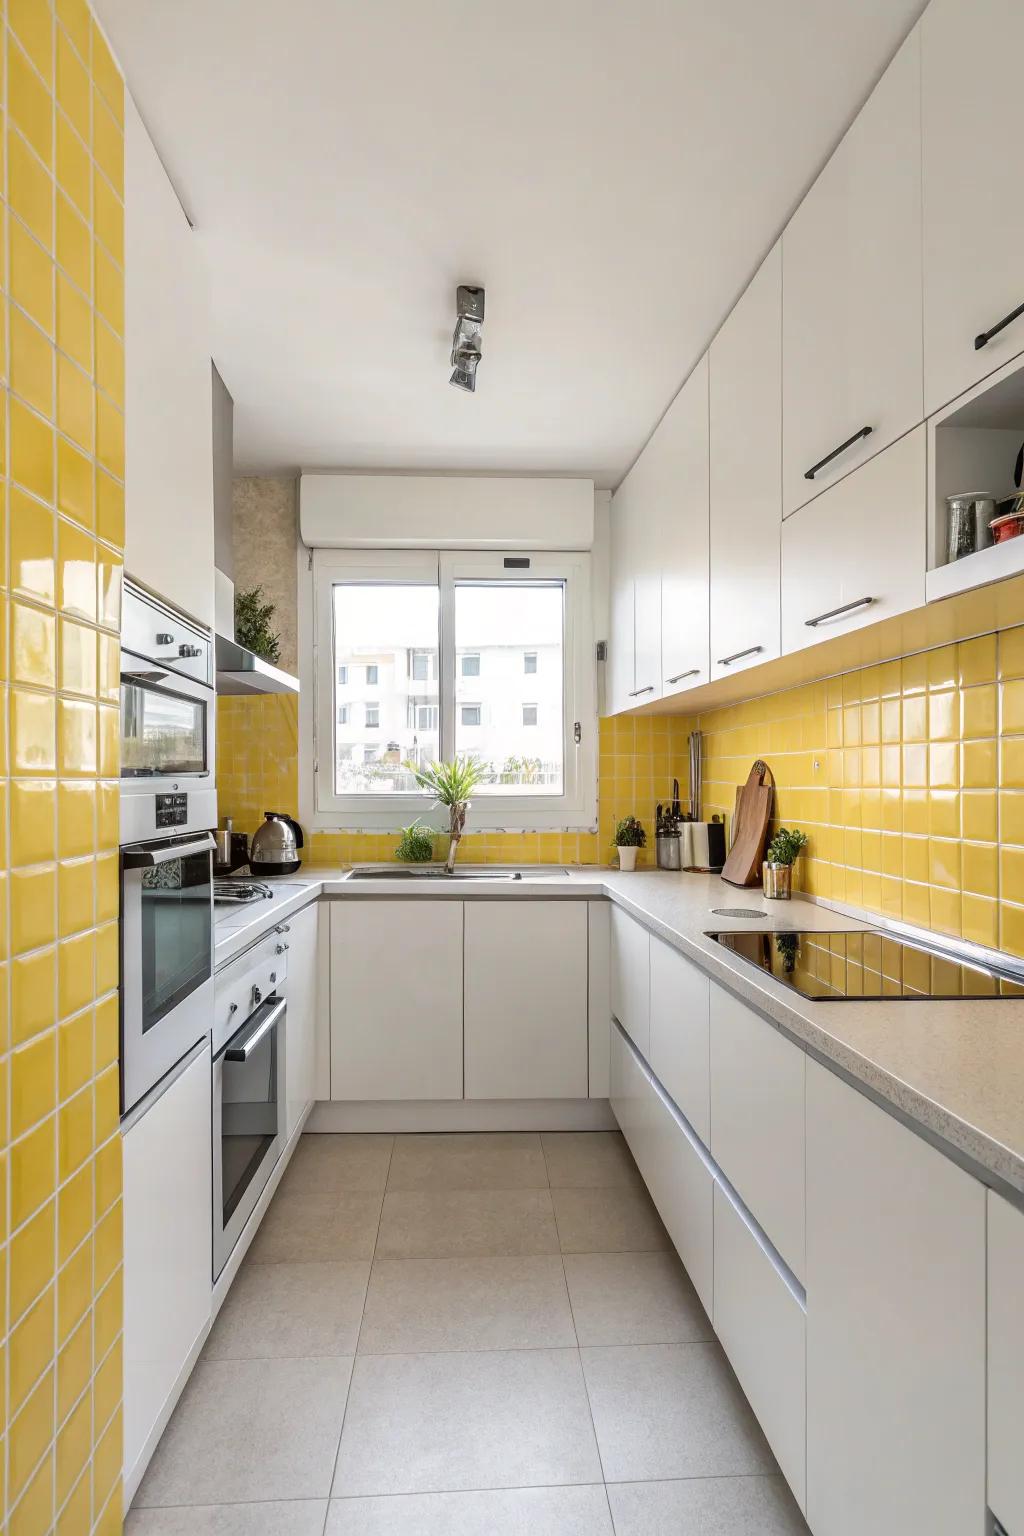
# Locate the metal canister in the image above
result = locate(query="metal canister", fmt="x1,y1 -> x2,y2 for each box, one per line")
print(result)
946,493 -> 996,562
656,831 -> 682,871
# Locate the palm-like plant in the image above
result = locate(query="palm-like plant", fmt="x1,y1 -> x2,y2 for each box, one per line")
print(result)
404,756 -> 487,872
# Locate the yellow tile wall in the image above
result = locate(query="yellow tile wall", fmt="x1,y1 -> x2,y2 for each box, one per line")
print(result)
217,696 -> 697,868
0,5 -> 125,1532
700,625 -> 1024,957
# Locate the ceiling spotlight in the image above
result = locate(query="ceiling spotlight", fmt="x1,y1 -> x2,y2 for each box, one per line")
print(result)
450,284 -> 485,392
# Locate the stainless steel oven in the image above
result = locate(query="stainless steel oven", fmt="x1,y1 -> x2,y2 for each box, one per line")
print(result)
212,936 -> 287,1278
121,831 -> 215,1114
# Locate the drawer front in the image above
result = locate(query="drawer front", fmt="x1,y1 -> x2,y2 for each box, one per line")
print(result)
714,1185 -> 806,1511
609,1018 -> 650,1160
649,935 -> 710,1144
214,930 -> 289,1051
709,983 -> 805,1280
609,905 -> 650,1055
645,1084 -> 714,1317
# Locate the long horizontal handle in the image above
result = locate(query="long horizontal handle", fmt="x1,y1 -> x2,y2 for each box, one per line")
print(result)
628,685 -> 655,697
975,299 -> 1024,351
805,595 -> 875,628
805,425 -> 872,481
716,645 -> 763,667
123,832 -> 216,868
224,996 -> 285,1062
666,668 -> 700,685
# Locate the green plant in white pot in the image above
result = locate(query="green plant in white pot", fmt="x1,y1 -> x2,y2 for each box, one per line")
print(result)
404,757 -> 486,873
763,827 -> 808,900
613,816 -> 646,872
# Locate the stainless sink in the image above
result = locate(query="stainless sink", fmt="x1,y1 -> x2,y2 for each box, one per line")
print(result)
343,866 -> 569,881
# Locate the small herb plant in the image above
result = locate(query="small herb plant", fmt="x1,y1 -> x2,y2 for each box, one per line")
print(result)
613,816 -> 647,848
234,585 -> 281,664
395,820 -> 434,863
766,827 -> 809,866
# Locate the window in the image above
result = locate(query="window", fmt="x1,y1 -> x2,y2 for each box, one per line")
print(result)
337,665 -> 348,685
310,549 -> 595,830
365,664 -> 379,685
337,704 -> 350,725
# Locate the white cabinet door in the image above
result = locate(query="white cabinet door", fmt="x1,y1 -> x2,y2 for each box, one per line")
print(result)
660,354 -> 710,696
464,901 -> 588,1099
988,1190 -> 1024,1535
609,1018 -> 653,1166
709,983 -> 804,1280
632,446 -> 664,704
781,424 -> 925,655
714,1186 -> 806,1511
609,904 -> 650,1055
782,31 -> 922,518
125,99 -> 214,626
710,242 -> 782,679
805,1060 -> 986,1536
922,0 -> 1024,413
649,934 -> 709,1144
607,476 -> 637,715
330,900 -> 463,1099
645,1085 -> 714,1317
124,1044 -> 212,1494
283,901 -> 318,1138
587,901 -> 611,1099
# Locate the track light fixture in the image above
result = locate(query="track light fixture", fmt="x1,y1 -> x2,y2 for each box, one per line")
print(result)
450,284 -> 485,392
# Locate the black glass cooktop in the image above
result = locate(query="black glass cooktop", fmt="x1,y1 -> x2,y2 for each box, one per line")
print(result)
709,930 -> 1024,1001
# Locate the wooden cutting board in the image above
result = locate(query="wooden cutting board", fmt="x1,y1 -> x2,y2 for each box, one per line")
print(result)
720,760 -> 774,887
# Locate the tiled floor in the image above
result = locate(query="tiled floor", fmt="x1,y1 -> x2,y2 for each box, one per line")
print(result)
127,1132 -> 809,1535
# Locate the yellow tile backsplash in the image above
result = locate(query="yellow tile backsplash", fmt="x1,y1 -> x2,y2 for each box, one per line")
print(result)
0,4 -> 126,1530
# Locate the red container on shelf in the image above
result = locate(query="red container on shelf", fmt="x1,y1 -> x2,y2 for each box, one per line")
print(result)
990,506 -> 1024,544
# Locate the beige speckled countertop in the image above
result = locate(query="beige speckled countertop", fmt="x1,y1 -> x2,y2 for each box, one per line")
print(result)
219,864 -> 1024,1200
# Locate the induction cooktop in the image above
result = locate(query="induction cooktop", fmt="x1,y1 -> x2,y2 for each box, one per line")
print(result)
708,929 -> 1024,1001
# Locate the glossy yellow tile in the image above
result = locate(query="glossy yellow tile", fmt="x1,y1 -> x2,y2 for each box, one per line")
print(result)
11,946 -> 57,1046
11,601 -> 56,689
57,31 -> 90,142
92,17 -> 124,123
57,352 -> 94,450
11,865 -> 57,954
10,398 -> 55,505
9,40 -> 54,167
56,188 -> 90,294
11,689 -> 57,776
11,1033 -> 56,1139
56,110 -> 91,218
58,779 -> 95,857
10,306 -> 54,420
10,215 -> 55,334
10,780 -> 57,867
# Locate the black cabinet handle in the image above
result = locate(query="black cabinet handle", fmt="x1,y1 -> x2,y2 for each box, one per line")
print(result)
805,426 -> 872,481
974,299 -> 1024,351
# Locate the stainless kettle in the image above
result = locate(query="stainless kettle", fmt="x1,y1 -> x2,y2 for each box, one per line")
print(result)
250,811 -> 304,876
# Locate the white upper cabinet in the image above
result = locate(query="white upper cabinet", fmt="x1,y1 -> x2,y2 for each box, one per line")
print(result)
782,30 -> 923,518
659,355 -> 710,696
125,98 -> 215,626
710,243 -> 782,679
922,0 -> 1024,414
607,475 -> 638,715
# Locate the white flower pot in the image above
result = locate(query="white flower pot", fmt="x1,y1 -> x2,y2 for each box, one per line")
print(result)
617,845 -> 638,872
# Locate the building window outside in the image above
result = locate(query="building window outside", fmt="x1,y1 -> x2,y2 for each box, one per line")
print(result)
524,652 -> 537,674
366,664 -> 379,685
522,703 -> 538,726
338,704 -> 350,725
461,653 -> 480,678
365,703 -> 380,728
338,665 -> 348,684
460,704 -> 482,727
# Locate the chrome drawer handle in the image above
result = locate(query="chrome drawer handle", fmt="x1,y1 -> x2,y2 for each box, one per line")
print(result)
805,595 -> 875,628
666,669 -> 700,685
805,425 -> 872,481
716,645 -> 763,667
975,299 -> 1024,351
628,685 -> 655,697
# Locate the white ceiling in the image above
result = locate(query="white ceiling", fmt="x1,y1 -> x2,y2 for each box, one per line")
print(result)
96,0 -> 925,487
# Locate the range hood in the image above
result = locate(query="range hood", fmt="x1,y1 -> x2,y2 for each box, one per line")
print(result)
215,631 -> 300,696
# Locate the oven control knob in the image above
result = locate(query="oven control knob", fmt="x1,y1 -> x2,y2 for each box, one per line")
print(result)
228,1003 -> 238,1015
252,985 -> 263,1007
269,971 -> 277,984
155,632 -> 174,645
276,942 -> 290,955
178,643 -> 202,658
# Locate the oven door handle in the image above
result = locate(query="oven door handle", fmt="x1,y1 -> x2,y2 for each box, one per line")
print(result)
122,833 -> 216,868
224,997 -> 285,1062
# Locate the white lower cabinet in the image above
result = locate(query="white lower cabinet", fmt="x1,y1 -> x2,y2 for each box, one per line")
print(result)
805,1058 -> 986,1536
330,899 -> 463,1099
713,1185 -> 806,1511
609,905 -> 650,1054
123,1044 -> 212,1497
649,934 -> 709,1144
709,983 -> 805,1280
988,1190 -> 1024,1535
283,901 -> 318,1137
464,900 -> 588,1099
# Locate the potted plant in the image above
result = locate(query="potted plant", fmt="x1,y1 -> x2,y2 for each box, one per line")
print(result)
404,757 -> 486,873
763,827 -> 809,899
395,819 -> 434,864
234,585 -> 281,664
613,815 -> 647,872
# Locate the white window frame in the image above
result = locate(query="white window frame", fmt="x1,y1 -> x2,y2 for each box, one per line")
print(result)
308,546 -> 596,831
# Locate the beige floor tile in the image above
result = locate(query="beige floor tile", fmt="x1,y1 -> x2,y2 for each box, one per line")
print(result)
205,1261 -> 370,1358
552,1185 -> 670,1253
126,1502 -> 328,1534
333,1348 -> 602,1497
541,1132 -> 643,1189
563,1251 -> 712,1346
387,1133 -> 548,1191
606,1476 -> 810,1534
325,1485 -> 614,1534
247,1189 -> 383,1263
375,1189 -> 559,1259
580,1342 -> 776,1482
358,1256 -> 575,1354
135,1357 -> 354,1506
283,1134 -> 394,1193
